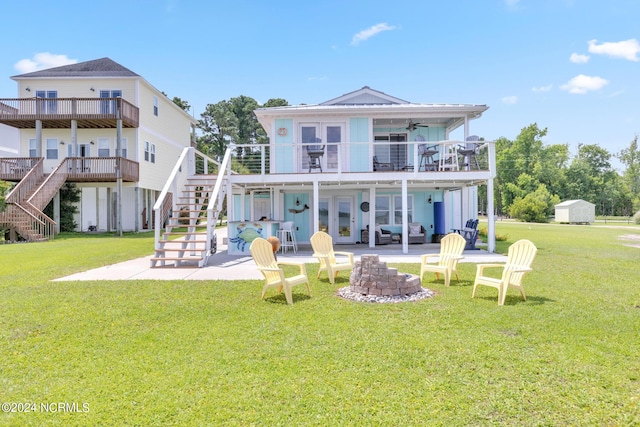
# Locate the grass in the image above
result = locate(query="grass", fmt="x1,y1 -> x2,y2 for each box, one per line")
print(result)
1,224 -> 639,426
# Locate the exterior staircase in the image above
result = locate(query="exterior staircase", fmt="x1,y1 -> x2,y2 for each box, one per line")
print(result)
1,158 -> 65,242
150,175 -> 227,268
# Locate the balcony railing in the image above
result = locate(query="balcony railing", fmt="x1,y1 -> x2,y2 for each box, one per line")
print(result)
0,97 -> 139,129
224,140 -> 493,176
0,156 -> 139,182
65,157 -> 139,182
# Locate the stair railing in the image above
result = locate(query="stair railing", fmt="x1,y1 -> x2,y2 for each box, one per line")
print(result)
206,148 -> 233,254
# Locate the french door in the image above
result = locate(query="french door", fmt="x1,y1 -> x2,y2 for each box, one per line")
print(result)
319,196 -> 355,244
299,123 -> 345,172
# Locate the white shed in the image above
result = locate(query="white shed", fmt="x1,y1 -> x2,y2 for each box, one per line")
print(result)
554,199 -> 595,224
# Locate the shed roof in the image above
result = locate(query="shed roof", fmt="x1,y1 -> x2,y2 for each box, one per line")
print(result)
555,199 -> 596,208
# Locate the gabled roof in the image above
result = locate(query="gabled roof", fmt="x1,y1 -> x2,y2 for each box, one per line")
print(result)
320,86 -> 409,106
555,199 -> 596,207
11,57 -> 138,79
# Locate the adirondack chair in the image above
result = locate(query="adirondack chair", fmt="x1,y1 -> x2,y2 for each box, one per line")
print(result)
472,239 -> 538,305
310,231 -> 355,284
419,232 -> 466,287
453,219 -> 480,249
249,238 -> 311,304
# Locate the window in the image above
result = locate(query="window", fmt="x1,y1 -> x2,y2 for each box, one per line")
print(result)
118,138 -> 128,158
97,137 -> 110,157
150,143 -> 156,163
36,90 -> 58,114
393,195 -> 413,225
374,133 -> 408,169
375,196 -> 390,225
46,138 -> 58,160
144,141 -> 150,161
375,195 -> 413,226
153,97 -> 159,116
100,90 -> 122,114
29,139 -> 37,157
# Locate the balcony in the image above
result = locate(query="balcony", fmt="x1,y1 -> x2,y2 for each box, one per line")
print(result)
0,97 -> 139,129
222,140 -> 493,186
0,157 -> 139,182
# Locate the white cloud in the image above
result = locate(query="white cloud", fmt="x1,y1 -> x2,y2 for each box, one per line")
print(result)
570,53 -> 590,63
560,74 -> 608,94
351,23 -> 397,46
532,84 -> 553,92
14,53 -> 78,73
502,96 -> 518,105
588,39 -> 640,61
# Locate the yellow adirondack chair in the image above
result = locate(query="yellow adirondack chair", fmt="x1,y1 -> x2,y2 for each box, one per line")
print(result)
249,238 -> 311,305
310,231 -> 355,284
472,239 -> 537,305
420,232 -> 466,286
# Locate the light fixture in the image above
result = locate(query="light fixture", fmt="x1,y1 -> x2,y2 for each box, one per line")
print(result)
90,141 -> 95,145
295,198 -> 300,206
90,87 -> 95,92
427,195 -> 432,204
60,141 -> 65,145
25,87 -> 31,92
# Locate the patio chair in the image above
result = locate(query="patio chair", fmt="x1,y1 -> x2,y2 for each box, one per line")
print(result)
407,222 -> 426,244
310,231 -> 355,284
418,144 -> 438,171
472,239 -> 537,305
458,135 -> 481,170
362,225 -> 392,245
453,219 -> 480,250
419,233 -> 466,287
373,156 -> 394,172
307,138 -> 324,172
249,237 -> 311,305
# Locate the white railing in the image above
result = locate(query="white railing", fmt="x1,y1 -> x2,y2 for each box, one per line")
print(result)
205,148 -> 232,253
218,140 -> 493,176
153,147 -> 225,248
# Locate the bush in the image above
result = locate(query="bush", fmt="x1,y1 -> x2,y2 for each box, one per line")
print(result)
633,210 -> 640,224
478,225 -> 509,241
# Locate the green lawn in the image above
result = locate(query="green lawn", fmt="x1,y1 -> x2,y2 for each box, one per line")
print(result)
1,224 -> 639,426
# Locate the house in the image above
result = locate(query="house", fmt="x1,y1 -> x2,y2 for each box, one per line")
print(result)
554,199 -> 595,224
156,86 -> 497,265
0,58 -> 197,241
0,124 -> 19,157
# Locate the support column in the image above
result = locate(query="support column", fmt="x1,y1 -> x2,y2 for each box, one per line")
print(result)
35,120 -> 42,157
368,187 -> 376,249
313,181 -> 319,234
401,179 -> 408,254
116,118 -> 122,236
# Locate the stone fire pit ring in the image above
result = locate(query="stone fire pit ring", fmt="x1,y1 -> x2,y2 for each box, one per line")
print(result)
338,254 -> 436,304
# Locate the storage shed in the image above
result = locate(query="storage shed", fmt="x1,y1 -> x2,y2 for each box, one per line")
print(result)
554,199 -> 595,224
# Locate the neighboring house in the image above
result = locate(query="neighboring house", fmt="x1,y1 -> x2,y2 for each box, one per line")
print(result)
212,86 -> 498,259
0,58 -> 196,241
554,199 -> 595,224
0,124 -> 19,157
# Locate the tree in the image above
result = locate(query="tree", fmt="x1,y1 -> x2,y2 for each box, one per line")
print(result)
509,184 -> 560,223
172,96 -> 191,113
43,183 -> 80,232
618,135 -> 640,211
197,100 -> 238,161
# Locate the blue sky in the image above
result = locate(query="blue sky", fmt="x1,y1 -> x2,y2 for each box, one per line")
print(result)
1,0 -> 639,169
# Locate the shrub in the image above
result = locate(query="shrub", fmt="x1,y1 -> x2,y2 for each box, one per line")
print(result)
478,225 -> 509,241
633,210 -> 640,224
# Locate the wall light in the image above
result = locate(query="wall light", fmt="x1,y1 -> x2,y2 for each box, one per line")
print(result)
90,87 -> 95,92
427,195 -> 432,204
60,141 -> 65,145
90,141 -> 95,145
25,87 -> 31,92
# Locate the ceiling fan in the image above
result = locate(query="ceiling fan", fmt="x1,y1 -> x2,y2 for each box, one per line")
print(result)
406,120 -> 429,131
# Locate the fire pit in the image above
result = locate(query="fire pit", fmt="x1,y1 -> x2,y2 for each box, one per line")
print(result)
337,255 -> 435,303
